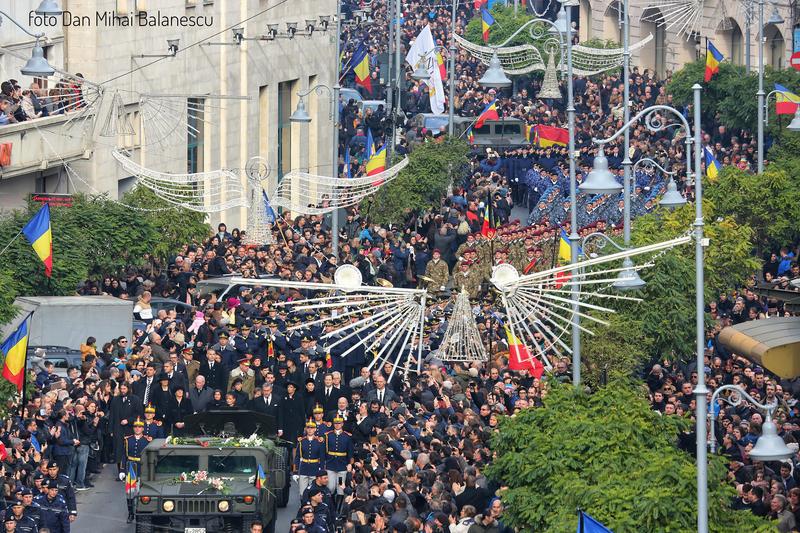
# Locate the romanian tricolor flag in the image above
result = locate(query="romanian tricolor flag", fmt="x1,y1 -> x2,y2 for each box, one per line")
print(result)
256,464 -> 267,490
343,148 -> 352,179
504,326 -> 543,378
475,99 -> 499,129
481,198 -> 495,238
352,44 -> 372,94
325,353 -> 333,369
0,317 -> 29,392
524,124 -> 534,143
366,143 -> 387,176
775,83 -> 800,115
704,147 -> 722,179
267,340 -> 275,359
704,40 -> 723,83
365,129 -> 375,160
558,228 -> 572,264
481,9 -> 495,43
467,128 -> 475,144
125,461 -> 138,495
534,124 -> 569,147
22,203 -> 52,277
436,51 -> 447,81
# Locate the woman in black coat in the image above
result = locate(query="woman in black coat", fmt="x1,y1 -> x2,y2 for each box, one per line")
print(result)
165,387 -> 194,437
280,382 -> 306,444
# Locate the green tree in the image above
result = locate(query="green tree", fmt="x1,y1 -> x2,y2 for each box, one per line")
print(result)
365,138 -> 469,225
600,203 -> 760,362
703,165 -> 800,254
580,313 -> 651,388
487,381 -> 773,532
0,192 -> 211,299
464,5 -> 536,47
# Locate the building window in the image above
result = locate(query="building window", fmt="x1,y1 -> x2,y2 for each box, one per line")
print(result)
277,81 -> 294,183
187,97 -> 205,174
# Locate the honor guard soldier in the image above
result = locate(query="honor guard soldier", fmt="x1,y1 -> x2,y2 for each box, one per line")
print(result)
312,406 -> 331,437
123,418 -> 148,522
142,404 -> 165,441
295,421 -> 325,497
324,417 -> 353,499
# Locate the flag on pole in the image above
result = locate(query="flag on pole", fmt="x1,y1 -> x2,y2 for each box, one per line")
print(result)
125,462 -> 138,495
22,203 -> 53,277
352,44 -> 372,94
262,191 -> 276,224
775,83 -> 800,115
1,317 -> 30,392
504,326 -> 544,378
577,511 -> 613,533
704,146 -> 722,179
475,99 -> 499,129
467,128 -> 475,144
481,198 -> 495,238
534,125 -> 569,147
344,148 -> 352,179
366,144 -> 387,176
559,229 -> 572,263
267,340 -> 275,359
405,26 -> 446,115
325,353 -> 333,369
481,9 -> 495,43
436,51 -> 447,81
365,129 -> 375,160
256,464 -> 267,490
704,40 -> 723,82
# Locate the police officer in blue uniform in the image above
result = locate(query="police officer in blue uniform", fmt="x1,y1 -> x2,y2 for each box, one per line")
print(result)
324,416 -> 353,502
3,500 -> 37,533
123,418 -> 148,523
294,420 -> 325,497
33,480 -> 70,533
43,462 -> 76,523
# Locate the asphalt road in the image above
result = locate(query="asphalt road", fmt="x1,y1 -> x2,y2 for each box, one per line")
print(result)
74,464 -> 300,533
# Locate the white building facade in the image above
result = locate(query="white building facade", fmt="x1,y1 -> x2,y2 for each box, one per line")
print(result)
1,0 -> 336,229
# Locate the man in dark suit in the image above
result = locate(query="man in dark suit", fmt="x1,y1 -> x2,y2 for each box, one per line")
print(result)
199,348 -> 228,393
365,374 -> 396,406
251,383 -> 282,422
132,363 -> 158,407
316,374 -> 342,413
163,360 -> 188,394
325,397 -> 354,434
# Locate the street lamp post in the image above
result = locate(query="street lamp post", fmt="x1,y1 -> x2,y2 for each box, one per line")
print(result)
708,385 -> 794,460
757,0 -> 765,173
449,0 -> 458,136
332,0 -> 343,255
0,10 -> 58,77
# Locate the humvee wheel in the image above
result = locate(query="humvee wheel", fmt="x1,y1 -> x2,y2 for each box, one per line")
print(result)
135,516 -> 152,533
275,446 -> 291,508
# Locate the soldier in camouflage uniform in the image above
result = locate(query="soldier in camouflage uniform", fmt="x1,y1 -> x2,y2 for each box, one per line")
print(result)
454,260 -> 482,299
424,249 -> 450,293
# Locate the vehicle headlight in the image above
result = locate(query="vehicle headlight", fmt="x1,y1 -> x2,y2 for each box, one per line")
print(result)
218,500 -> 230,512
162,500 -> 175,512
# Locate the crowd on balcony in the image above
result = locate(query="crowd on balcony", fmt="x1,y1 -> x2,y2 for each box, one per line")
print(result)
0,77 -> 85,126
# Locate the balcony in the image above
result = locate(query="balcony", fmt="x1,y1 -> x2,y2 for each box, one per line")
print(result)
0,112 -> 93,179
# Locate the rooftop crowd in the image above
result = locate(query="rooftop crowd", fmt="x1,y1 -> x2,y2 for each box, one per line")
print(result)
0,2 -> 798,533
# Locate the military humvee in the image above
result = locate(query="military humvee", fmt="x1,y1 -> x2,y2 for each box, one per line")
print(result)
133,410 -> 291,533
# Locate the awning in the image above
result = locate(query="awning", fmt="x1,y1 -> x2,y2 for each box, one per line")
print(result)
718,317 -> 800,378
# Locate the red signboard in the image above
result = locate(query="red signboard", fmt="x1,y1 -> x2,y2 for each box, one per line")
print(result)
29,193 -> 74,208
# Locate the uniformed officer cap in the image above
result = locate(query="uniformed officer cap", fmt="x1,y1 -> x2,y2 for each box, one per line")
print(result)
305,420 -> 317,428
313,405 -> 324,414
301,506 -> 314,516
46,480 -> 59,489
133,417 -> 145,427
315,470 -> 328,478
218,332 -> 230,339
144,404 -> 156,414
333,416 -> 344,424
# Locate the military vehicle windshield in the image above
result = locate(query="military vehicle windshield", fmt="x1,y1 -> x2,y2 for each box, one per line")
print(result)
209,455 -> 257,475
154,455 -> 199,474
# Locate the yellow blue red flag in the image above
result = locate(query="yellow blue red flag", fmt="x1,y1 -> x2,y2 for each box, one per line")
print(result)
22,203 -> 52,277
0,317 -> 29,392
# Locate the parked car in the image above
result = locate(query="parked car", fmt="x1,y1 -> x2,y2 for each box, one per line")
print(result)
149,297 -> 193,316
26,346 -> 83,377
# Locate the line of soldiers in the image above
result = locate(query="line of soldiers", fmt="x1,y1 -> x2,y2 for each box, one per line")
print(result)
292,407 -> 353,533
